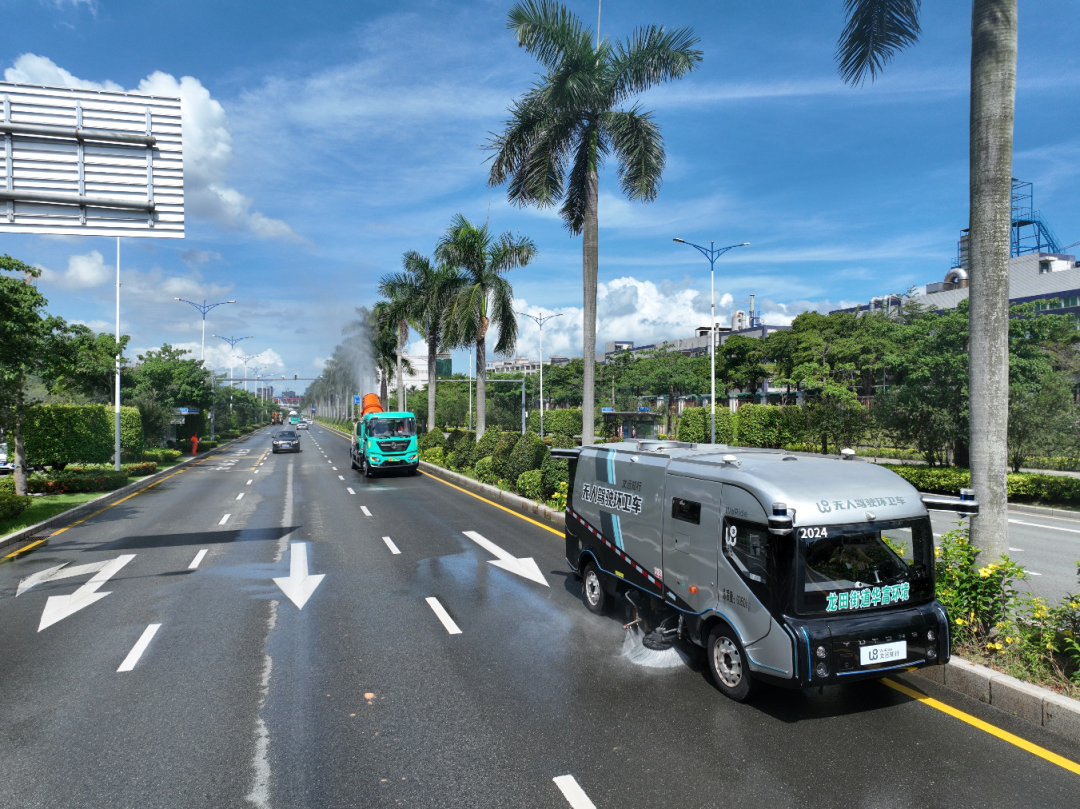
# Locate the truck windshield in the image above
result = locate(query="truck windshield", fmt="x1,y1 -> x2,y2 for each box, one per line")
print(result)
796,518 -> 934,617
370,418 -> 416,438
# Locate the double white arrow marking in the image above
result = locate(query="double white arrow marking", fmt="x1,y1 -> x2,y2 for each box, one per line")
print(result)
273,542 -> 325,609
463,531 -> 548,587
19,555 -> 137,632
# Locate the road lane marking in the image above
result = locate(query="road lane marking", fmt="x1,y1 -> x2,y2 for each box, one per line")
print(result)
338,475 -> 344,480
117,623 -> 161,672
332,467 -> 338,471
882,678 -> 1080,776
347,488 -> 355,494
246,479 -> 253,485
425,597 -> 461,635
1009,547 -> 1023,552
1009,519 -> 1080,534
361,506 -> 372,517
236,492 -> 245,500
553,776 -> 596,809
189,549 -> 209,569
219,514 -> 231,525
423,469 -> 563,537
1028,571 -> 1043,576
382,536 -> 401,555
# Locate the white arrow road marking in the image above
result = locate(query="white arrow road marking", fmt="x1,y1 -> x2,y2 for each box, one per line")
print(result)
18,560 -> 111,596
553,776 -> 596,809
462,530 -> 549,587
37,554 -> 136,631
425,597 -> 461,634
117,623 -> 161,672
189,549 -> 209,570
272,542 -> 325,610
382,536 -> 401,555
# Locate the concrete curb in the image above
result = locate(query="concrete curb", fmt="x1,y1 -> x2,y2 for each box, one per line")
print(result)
908,657 -> 1080,745
0,428 -> 267,556
418,461 -> 565,530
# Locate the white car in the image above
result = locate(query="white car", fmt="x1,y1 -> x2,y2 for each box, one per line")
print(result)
0,442 -> 12,474
296,422 -> 309,430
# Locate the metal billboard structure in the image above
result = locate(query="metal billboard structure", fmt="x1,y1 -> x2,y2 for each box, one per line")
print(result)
0,81 -> 183,236
0,81 -> 185,474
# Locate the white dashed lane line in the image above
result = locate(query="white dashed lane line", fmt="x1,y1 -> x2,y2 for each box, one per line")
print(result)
425,597 -> 461,635
338,475 -> 344,480
117,624 -> 161,672
219,514 -> 231,525
553,776 -> 596,809
189,549 -> 208,569
246,479 -> 253,485
236,492 -> 244,500
1009,518 -> 1080,534
361,506 -> 372,517
382,536 -> 401,555
347,488 -> 355,495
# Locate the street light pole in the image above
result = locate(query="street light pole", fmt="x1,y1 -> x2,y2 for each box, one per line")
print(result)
239,355 -> 258,393
672,238 -> 749,444
174,298 -> 236,361
214,335 -> 253,414
517,311 -> 563,437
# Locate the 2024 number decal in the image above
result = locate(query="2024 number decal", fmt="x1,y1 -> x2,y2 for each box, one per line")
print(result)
797,526 -> 829,539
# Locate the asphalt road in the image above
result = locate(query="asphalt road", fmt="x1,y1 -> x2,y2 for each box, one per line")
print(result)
1,424 -> 1079,808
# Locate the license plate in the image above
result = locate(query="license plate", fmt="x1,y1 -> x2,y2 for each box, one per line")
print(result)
860,640 -> 907,666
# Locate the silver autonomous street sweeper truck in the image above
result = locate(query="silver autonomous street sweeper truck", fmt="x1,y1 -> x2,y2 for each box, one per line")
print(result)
559,440 -> 978,701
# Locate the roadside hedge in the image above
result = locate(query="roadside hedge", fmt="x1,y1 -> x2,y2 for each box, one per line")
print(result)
527,408 -> 583,437
419,430 -> 447,452
470,428 -> 504,469
142,448 -> 182,464
65,462 -> 157,477
0,490 -> 32,520
491,432 -> 523,481
881,464 -> 1080,506
516,469 -> 544,501
24,469 -> 131,494
22,404 -> 138,467
676,406 -> 735,444
507,432 -> 548,486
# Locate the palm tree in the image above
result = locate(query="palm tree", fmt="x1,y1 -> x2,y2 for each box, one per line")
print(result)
487,0 -> 701,446
379,252 -> 464,431
370,301 -> 412,408
373,296 -> 411,412
435,214 -> 537,438
836,0 -> 1016,559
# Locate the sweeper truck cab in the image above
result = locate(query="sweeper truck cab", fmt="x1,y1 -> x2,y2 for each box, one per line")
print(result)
349,393 -> 419,476
560,440 -> 977,701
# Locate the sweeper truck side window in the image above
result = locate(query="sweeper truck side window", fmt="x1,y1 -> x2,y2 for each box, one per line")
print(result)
671,498 -> 701,525
723,518 -> 769,586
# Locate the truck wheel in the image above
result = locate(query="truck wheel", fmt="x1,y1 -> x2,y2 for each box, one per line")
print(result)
350,453 -> 358,471
581,562 -> 609,615
362,459 -> 372,477
706,624 -> 754,702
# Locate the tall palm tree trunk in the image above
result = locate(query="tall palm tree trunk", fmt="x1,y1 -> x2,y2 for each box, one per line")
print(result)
396,322 -> 406,412
581,169 -> 599,446
427,329 -> 438,431
379,371 -> 388,407
475,338 -> 487,438
967,0 -> 1016,561
13,384 -> 28,497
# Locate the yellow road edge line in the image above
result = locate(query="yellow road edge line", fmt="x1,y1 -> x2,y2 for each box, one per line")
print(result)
317,421 -> 563,538
2,440 -> 245,561
882,677 -> 1080,776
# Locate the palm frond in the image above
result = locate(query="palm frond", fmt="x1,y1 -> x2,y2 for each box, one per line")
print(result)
489,232 -> 539,273
602,107 -> 664,202
836,0 -> 922,86
559,121 -> 602,234
508,0 -> 591,71
609,25 -> 703,103
489,275 -> 519,357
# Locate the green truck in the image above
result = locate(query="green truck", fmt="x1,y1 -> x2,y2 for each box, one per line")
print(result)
349,393 -> 419,476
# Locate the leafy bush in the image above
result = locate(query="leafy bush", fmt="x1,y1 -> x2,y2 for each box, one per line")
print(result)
516,469 -> 544,501
471,427 -> 504,470
65,462 -> 157,476
528,408 -> 582,437
475,456 -> 497,485
540,455 -> 568,500
0,490 -> 32,520
26,469 -> 130,494
448,432 -> 476,470
882,464 -> 1080,506
737,404 -> 797,448
507,432 -> 548,485
23,404 -> 112,467
547,480 -> 568,512
422,447 -> 445,466
418,430 -> 448,452
676,406 -> 735,444
546,433 -> 576,449
142,448 -> 182,463
491,432 -> 523,481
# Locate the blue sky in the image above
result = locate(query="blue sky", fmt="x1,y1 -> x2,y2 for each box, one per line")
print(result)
2,0 -> 1078,393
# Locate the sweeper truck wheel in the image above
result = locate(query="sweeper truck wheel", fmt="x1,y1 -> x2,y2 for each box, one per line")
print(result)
706,624 -> 754,702
582,562 -> 609,615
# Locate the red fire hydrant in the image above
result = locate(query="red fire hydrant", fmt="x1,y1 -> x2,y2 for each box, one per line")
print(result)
191,435 -> 199,455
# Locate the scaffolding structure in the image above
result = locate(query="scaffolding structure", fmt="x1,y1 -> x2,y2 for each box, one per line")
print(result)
955,179 -> 1062,269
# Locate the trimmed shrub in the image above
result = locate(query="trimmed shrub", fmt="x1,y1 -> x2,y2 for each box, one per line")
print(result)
418,430 -> 448,452
507,432 -> 548,486
65,462 -> 157,476
516,469 -> 544,501
882,464 -> 1080,506
0,490 -> 32,520
27,469 -> 130,494
676,406 -> 735,444
471,428 -> 504,469
491,432 -> 523,481
422,447 -> 445,466
23,404 -> 113,467
528,408 -> 582,437
142,448 -> 182,464
120,406 -> 144,459
475,456 -> 497,485
540,455 -> 568,500
449,432 -> 476,470
546,433 -> 576,449
736,404 -> 794,448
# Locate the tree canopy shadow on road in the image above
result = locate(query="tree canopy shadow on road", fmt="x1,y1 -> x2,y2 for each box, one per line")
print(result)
93,525 -> 301,552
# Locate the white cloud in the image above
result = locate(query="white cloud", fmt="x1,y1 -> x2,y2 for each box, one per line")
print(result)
4,55 -> 300,241
38,250 -> 111,289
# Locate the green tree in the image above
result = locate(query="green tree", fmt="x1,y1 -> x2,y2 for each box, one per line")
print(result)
837,0 -> 1018,558
435,214 -> 537,438
379,252 -> 464,429
487,0 -> 702,446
